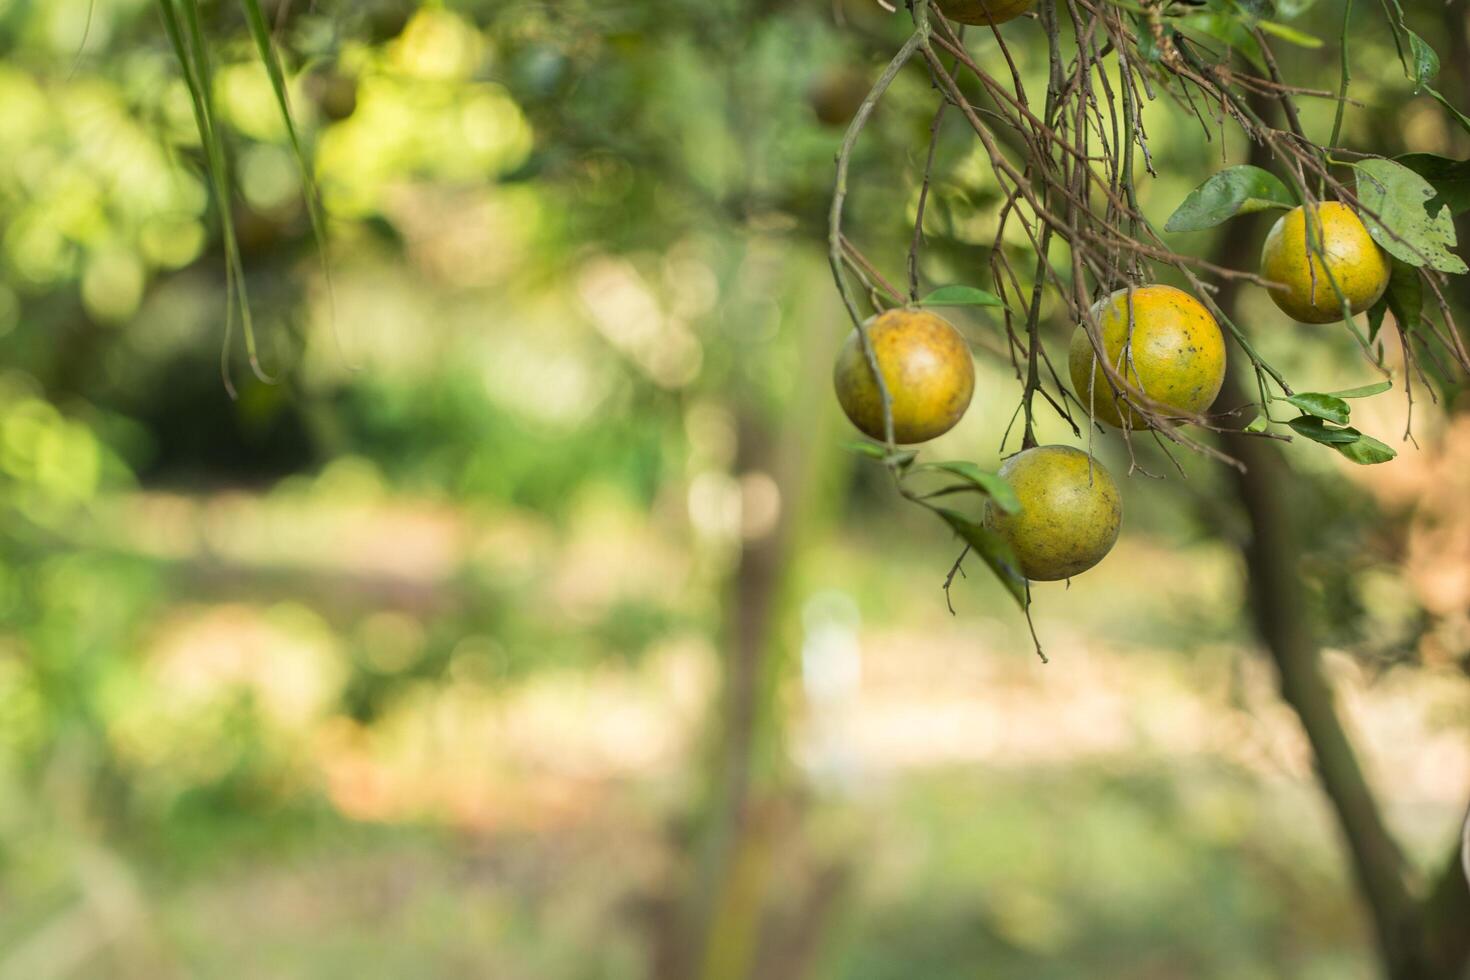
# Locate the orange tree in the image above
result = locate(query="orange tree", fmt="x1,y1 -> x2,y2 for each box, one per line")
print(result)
826,1 -> 1470,976
65,0 -> 1468,974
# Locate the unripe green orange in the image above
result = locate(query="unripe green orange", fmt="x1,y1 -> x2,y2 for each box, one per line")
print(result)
807,67 -> 870,127
983,445 -> 1122,582
833,309 -> 975,445
1069,284 -> 1226,429
1260,202 -> 1390,324
936,0 -> 1035,25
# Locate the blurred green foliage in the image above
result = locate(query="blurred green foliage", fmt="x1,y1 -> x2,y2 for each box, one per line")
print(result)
0,0 -> 1464,977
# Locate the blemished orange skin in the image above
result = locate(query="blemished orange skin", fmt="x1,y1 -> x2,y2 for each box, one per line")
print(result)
983,445 -> 1122,582
936,0 -> 1035,25
1260,202 -> 1391,324
1069,284 -> 1227,429
833,309 -> 975,445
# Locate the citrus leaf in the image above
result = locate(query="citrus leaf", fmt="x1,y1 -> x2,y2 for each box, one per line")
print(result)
1244,414 -> 1270,433
1282,392 -> 1350,425
937,509 -> 1028,609
921,484 -> 990,501
1426,86 -> 1470,141
1367,291 -> 1389,343
1407,30 -> 1439,91
842,442 -> 917,469
1327,380 -> 1393,399
842,441 -> 887,459
916,461 -> 1021,514
1176,12 -> 1265,71
1256,19 -> 1323,48
1286,416 -> 1361,445
1272,0 -> 1318,16
1396,154 -> 1470,215
1334,433 -> 1397,465
1354,158 -> 1468,274
920,285 -> 1005,308
1385,258 -> 1423,333
1164,166 -> 1296,232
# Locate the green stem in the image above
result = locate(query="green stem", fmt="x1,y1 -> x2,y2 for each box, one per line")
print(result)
827,25 -> 928,455
1323,0 -> 1352,194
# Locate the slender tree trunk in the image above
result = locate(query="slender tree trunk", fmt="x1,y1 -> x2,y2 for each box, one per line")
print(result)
677,258 -> 850,980
1216,365 -> 1427,976
1423,840 -> 1470,977
1208,122 -> 1459,976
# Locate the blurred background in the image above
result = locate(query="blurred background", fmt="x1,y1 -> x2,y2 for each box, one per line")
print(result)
0,0 -> 1467,977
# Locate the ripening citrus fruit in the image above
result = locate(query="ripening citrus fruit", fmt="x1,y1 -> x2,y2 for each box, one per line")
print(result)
833,309 -> 975,444
807,67 -> 870,127
983,445 -> 1122,582
306,69 -> 358,122
1260,202 -> 1390,324
936,0 -> 1035,25
1069,284 -> 1227,429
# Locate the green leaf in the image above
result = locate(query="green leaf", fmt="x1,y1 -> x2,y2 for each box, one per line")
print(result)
1426,86 -> 1470,141
842,441 -> 887,460
1244,414 -> 1270,433
1397,154 -> 1470,215
1286,416 -> 1398,463
1353,158 -> 1468,274
1335,433 -> 1397,465
920,285 -> 1006,308
1281,392 -> 1350,425
1327,380 -> 1393,399
1135,20 -> 1167,64
1367,291 -> 1389,343
1286,416 -> 1361,445
1164,166 -> 1296,232
1385,258 -> 1423,333
1407,30 -> 1440,91
916,461 -> 1021,514
1176,13 -> 1265,71
1256,19 -> 1323,48
937,509 -> 1028,609
1272,0 -> 1318,17
842,442 -> 917,469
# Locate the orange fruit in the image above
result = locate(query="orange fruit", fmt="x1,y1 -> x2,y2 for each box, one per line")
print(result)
1260,202 -> 1390,324
983,445 -> 1122,581
807,67 -> 870,127
1069,285 -> 1227,429
833,309 -> 975,444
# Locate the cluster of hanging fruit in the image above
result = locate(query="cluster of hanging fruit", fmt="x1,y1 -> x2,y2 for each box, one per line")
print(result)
834,202 -> 1390,585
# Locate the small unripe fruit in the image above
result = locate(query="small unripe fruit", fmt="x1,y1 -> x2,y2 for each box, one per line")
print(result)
306,70 -> 358,122
807,67 -> 870,128
984,445 -> 1122,581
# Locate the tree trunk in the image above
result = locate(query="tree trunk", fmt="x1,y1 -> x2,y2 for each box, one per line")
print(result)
669,258 -> 851,980
1208,127 -> 1454,975
1216,367 -> 1428,977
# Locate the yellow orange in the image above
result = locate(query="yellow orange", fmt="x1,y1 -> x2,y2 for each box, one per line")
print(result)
983,445 -> 1122,582
1069,285 -> 1227,429
833,309 -> 975,445
1260,202 -> 1390,324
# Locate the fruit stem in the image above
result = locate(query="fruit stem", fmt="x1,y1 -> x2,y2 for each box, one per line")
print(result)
826,15 -> 930,454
